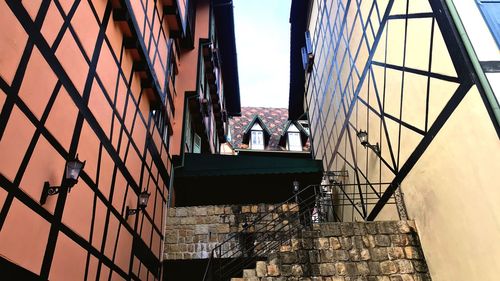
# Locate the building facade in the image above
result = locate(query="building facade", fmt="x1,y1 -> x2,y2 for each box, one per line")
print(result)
0,0 -> 238,280
290,0 -> 500,280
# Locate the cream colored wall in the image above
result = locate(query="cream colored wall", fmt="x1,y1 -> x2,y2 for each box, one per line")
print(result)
403,86 -> 500,281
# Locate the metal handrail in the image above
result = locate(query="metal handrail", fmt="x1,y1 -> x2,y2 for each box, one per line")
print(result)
202,184 -> 322,281
201,181 -> 397,280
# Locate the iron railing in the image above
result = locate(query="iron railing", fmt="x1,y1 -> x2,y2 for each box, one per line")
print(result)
201,181 -> 397,281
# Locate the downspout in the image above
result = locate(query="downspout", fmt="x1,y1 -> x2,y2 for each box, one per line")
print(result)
444,0 -> 500,130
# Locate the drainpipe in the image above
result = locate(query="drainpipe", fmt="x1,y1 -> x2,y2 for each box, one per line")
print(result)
444,0 -> 500,130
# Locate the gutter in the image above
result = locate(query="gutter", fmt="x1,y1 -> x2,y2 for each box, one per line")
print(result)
444,0 -> 500,131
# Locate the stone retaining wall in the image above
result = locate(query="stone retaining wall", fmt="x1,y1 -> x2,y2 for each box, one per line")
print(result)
164,204 -> 299,260
231,221 -> 431,281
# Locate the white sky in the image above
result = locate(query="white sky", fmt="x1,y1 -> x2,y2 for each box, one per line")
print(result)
233,0 -> 291,108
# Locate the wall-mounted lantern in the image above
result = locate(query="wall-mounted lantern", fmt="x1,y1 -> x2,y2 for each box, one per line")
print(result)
357,130 -> 380,155
40,155 -> 86,205
126,191 -> 151,220
293,180 -> 300,193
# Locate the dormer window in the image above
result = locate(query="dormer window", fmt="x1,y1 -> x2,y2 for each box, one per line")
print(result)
287,124 -> 302,151
250,123 -> 264,150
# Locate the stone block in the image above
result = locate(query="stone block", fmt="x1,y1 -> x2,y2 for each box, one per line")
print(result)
309,250 -> 320,263
349,249 -> 361,261
387,247 -> 405,260
396,221 -> 412,234
268,256 -> 279,265
319,263 -> 336,276
362,235 -> 376,248
243,269 -> 256,277
280,252 -> 298,264
242,205 -> 251,213
400,274 -> 415,281
302,230 -> 320,238
404,247 -> 422,260
365,223 -> 378,234
281,265 -> 292,276
396,260 -> 414,274
340,223 -> 355,236
374,235 -> 391,247
339,237 -> 352,250
357,262 -> 370,275
267,264 -> 280,276
370,248 -> 388,261
206,206 -> 215,215
176,208 -> 188,217
297,250 -> 309,263
377,222 -> 398,234
292,239 -> 302,251
352,236 -> 365,249
165,232 -> 177,243
355,249 -> 367,261
380,261 -> 398,274
329,237 -> 341,249
183,217 -> 196,225
251,205 -> 259,213
315,238 -> 330,249
320,224 -> 342,237
291,264 -> 304,277
256,261 -> 267,277
214,206 -> 225,215
230,278 -> 245,281
321,249 -> 349,262
216,224 -> 230,233
389,276 -> 403,281
353,223 -> 367,235
302,238 -> 314,250
390,235 -> 410,246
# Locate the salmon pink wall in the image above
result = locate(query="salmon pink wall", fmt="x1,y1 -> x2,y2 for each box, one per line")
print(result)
0,0 -> 188,279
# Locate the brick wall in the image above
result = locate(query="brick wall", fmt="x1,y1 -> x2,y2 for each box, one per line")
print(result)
164,204 -> 298,260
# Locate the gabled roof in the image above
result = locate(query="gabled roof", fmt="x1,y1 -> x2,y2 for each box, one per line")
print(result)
229,107 -> 289,151
278,120 -> 310,147
242,115 -> 272,136
242,115 -> 272,146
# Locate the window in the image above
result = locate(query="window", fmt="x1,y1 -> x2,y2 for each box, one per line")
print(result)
475,0 -> 500,48
249,123 -> 265,150
193,134 -> 201,153
251,130 -> 264,150
287,124 -> 302,151
152,109 -> 170,148
288,132 -> 302,151
185,111 -> 192,152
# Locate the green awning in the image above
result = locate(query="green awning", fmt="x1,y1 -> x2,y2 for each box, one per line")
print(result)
175,153 -> 323,177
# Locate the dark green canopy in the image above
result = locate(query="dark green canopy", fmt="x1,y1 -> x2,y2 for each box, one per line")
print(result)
173,153 -> 323,206
176,153 -> 322,177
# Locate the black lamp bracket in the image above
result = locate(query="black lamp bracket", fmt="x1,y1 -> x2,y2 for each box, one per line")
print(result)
363,142 -> 380,155
40,182 -> 62,205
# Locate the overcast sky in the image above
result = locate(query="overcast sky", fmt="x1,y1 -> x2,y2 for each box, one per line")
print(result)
233,0 -> 291,108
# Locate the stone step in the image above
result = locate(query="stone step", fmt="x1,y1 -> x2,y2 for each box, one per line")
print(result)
242,269 -> 256,277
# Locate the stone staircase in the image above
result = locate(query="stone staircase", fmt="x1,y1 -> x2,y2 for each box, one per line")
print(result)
229,221 -> 432,281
